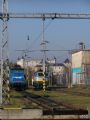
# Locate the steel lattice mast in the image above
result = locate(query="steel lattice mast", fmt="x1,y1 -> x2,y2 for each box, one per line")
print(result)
41,19 -> 45,74
0,0 -> 10,105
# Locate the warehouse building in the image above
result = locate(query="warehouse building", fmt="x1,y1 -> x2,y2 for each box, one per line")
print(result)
72,43 -> 90,86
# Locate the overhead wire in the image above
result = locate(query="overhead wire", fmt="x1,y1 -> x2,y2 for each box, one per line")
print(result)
27,19 -> 53,50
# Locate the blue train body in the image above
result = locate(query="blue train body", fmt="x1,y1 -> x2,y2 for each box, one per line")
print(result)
9,67 -> 28,90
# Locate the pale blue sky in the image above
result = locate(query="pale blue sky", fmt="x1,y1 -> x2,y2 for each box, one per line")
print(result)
0,0 -> 90,62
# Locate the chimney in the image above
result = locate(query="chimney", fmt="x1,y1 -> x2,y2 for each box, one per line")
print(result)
79,42 -> 85,50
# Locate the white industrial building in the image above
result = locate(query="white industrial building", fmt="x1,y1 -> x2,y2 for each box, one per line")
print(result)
72,50 -> 90,86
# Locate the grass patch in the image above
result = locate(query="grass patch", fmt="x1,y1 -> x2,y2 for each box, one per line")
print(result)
5,87 -> 90,108
27,88 -> 90,108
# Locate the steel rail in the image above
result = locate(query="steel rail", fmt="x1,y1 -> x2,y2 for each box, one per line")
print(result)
22,91 -> 88,115
58,89 -> 90,97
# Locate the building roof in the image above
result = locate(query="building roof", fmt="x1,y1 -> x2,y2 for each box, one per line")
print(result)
64,58 -> 70,63
50,63 -> 65,67
72,49 -> 90,54
35,65 -> 42,67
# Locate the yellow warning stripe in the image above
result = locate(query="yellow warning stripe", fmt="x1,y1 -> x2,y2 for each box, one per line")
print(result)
3,108 -> 22,110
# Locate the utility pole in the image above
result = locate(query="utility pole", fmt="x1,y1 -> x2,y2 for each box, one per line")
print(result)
42,18 -> 46,73
41,18 -> 49,91
40,17 -> 46,74
0,0 -> 10,105
41,17 -> 46,91
41,17 -> 49,74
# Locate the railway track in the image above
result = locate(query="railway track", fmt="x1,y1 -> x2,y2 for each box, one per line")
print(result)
21,91 -> 88,115
58,89 -> 90,97
48,87 -> 90,97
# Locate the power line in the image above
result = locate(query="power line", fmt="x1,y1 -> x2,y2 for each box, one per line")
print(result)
28,19 -> 53,49
16,49 -> 75,53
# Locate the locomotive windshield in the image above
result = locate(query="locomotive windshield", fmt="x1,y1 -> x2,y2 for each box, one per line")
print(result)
34,72 -> 44,77
10,69 -> 26,81
38,72 -> 44,77
12,72 -> 24,76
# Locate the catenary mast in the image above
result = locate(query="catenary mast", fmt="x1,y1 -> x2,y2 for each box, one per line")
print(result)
42,18 -> 46,74
0,0 -> 10,105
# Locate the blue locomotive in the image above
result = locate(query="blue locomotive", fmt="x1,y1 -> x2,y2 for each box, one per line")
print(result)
9,65 -> 28,90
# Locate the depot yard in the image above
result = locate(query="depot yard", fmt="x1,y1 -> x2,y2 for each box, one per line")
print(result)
6,87 -> 90,110
27,87 -> 90,109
